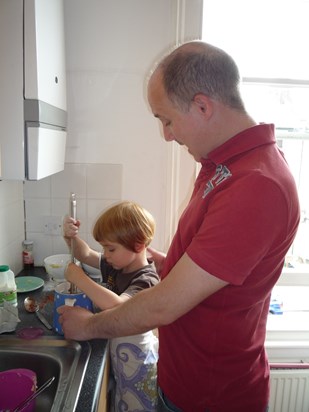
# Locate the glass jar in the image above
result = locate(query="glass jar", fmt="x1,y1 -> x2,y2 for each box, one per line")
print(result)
22,240 -> 34,269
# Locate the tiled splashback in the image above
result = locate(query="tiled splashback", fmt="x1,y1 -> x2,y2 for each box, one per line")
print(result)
24,162 -> 122,265
0,180 -> 24,274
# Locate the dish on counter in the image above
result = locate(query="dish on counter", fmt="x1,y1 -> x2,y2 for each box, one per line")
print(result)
16,276 -> 44,293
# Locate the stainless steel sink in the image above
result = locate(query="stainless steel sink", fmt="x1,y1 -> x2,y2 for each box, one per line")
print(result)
0,336 -> 91,411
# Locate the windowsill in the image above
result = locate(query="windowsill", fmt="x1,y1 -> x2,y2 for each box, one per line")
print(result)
267,265 -> 309,341
266,311 -> 309,341
277,263 -> 309,285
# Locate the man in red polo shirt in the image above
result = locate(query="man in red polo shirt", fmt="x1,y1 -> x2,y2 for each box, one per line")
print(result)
59,41 -> 300,412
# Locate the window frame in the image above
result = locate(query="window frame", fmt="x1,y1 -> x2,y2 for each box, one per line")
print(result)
202,0 -> 309,340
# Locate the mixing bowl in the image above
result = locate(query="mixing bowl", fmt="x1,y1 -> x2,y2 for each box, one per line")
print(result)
44,254 -> 71,282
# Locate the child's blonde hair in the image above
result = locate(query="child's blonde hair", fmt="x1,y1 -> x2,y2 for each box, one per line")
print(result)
93,201 -> 155,252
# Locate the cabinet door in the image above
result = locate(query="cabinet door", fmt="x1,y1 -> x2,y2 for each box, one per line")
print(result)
98,354 -> 110,412
24,0 -> 67,111
27,126 -> 67,180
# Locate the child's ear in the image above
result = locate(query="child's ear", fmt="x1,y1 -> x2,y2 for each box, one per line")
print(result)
135,243 -> 145,253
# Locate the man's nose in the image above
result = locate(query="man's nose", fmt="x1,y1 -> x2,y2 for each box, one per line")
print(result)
163,126 -> 175,142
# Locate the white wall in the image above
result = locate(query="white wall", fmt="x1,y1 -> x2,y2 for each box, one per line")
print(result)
0,0 -> 202,270
63,0 -> 174,253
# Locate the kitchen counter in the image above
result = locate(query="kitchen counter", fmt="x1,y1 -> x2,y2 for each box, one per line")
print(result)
5,267 -> 108,412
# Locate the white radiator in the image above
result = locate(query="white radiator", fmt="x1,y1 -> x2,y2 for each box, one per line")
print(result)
266,341 -> 309,412
269,364 -> 309,412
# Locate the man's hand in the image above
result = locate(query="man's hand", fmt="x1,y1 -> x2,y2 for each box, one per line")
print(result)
147,246 -> 166,276
57,305 -> 94,340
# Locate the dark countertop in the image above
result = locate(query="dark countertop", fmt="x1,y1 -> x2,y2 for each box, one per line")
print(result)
6,267 -> 108,412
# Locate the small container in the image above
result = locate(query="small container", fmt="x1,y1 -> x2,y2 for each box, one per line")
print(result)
53,281 -> 93,335
23,240 -> 34,269
269,295 -> 283,315
0,368 -> 37,412
0,265 -> 17,307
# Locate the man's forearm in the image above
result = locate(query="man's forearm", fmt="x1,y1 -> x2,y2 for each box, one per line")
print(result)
86,287 -> 163,339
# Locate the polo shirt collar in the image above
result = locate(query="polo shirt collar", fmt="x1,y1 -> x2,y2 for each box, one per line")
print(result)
201,123 -> 276,167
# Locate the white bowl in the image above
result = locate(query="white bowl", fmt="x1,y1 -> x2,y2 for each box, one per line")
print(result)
44,254 -> 71,281
82,263 -> 102,282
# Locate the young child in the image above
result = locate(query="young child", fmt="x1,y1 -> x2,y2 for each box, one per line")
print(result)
62,201 -> 159,412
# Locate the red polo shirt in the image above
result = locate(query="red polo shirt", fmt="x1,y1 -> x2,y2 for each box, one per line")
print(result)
158,124 -> 300,412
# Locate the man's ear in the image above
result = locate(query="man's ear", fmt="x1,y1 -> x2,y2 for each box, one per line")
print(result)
192,94 -> 214,119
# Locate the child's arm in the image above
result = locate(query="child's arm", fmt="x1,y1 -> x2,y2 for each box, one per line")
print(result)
63,215 -> 100,268
65,263 -> 130,310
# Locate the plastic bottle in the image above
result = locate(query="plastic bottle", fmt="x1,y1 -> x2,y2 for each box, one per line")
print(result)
0,265 -> 17,307
22,240 -> 34,269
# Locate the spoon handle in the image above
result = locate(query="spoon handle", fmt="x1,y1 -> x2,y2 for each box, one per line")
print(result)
70,193 -> 78,294
13,376 -> 55,412
36,311 -> 52,330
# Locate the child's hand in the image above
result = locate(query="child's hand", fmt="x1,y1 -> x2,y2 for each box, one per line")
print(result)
62,215 -> 80,238
65,262 -> 83,283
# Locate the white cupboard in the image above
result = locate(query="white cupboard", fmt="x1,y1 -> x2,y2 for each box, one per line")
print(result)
0,0 -> 67,180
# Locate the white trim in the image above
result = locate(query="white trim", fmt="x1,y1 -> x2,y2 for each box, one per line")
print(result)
265,340 -> 309,361
242,77 -> 309,86
163,0 -> 203,250
164,143 -> 181,250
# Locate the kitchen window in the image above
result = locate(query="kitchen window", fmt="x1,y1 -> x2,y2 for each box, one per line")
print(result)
203,0 -> 309,337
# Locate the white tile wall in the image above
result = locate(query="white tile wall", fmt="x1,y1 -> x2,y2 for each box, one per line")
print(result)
24,163 -> 122,265
0,180 -> 24,274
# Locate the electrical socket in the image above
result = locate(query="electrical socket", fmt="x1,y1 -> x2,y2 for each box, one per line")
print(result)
43,216 -> 62,235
